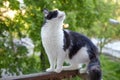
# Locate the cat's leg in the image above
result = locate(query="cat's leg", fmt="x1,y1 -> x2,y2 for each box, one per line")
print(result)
79,63 -> 89,73
54,53 -> 66,73
46,53 -> 56,72
62,64 -> 79,70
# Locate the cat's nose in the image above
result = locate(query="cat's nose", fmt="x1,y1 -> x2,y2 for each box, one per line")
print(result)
57,10 -> 66,19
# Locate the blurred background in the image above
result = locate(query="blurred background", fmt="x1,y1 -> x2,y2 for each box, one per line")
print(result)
0,0 -> 120,80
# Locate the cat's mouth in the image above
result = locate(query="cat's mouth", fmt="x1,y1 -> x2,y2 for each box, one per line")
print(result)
59,14 -> 65,19
59,15 -> 64,18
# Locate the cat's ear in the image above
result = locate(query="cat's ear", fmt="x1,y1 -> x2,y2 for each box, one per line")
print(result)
43,9 -> 49,17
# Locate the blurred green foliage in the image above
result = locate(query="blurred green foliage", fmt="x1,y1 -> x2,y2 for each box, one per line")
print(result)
0,0 -> 120,79
101,55 -> 120,80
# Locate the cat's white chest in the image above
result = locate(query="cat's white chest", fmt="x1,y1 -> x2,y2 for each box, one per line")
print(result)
41,26 -> 64,53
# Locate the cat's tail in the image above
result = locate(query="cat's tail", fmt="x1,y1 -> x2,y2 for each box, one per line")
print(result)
88,58 -> 102,80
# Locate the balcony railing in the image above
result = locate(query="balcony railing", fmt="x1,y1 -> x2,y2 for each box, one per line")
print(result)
2,70 -> 88,80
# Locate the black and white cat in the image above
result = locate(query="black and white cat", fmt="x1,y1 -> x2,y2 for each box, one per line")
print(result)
41,9 -> 102,80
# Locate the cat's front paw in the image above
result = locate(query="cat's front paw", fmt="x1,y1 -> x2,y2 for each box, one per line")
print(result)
54,68 -> 62,73
46,68 -> 54,72
79,68 -> 87,73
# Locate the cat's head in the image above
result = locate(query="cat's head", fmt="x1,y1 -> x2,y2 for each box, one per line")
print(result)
43,9 -> 65,23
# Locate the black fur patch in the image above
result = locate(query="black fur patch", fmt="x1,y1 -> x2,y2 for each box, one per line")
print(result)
68,31 -> 86,59
63,30 -> 70,51
63,30 -> 98,59
46,10 -> 58,20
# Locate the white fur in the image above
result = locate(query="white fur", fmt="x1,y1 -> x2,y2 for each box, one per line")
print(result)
63,47 -> 90,73
67,47 -> 90,64
41,25 -> 65,72
41,10 -> 66,73
41,10 -> 90,73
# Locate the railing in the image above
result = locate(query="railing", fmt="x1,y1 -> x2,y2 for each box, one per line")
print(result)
2,70 -> 88,80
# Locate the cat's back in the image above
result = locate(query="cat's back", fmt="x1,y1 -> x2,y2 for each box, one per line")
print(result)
63,30 -> 98,59
64,30 -> 96,48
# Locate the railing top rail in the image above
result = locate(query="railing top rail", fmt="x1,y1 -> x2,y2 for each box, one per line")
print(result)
1,70 -> 88,80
